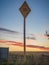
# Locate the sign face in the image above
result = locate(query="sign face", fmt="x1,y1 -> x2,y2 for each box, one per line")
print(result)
19,1 -> 31,18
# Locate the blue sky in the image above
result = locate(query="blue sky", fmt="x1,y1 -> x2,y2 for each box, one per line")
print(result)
0,0 -> 49,34
0,0 -> 49,51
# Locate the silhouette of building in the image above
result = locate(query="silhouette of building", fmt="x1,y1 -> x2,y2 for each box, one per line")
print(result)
0,47 -> 9,62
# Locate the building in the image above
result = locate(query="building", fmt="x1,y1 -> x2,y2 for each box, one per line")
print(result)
0,47 -> 9,62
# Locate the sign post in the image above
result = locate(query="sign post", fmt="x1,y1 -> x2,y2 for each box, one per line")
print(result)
19,1 -> 31,63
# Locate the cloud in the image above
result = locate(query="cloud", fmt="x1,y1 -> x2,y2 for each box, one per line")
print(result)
0,28 -> 49,39
26,36 -> 36,40
0,40 -> 49,51
30,34 -> 49,39
26,45 -> 49,50
0,28 -> 19,34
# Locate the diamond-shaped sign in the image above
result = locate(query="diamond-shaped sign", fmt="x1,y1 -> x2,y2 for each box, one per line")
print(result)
19,1 -> 31,18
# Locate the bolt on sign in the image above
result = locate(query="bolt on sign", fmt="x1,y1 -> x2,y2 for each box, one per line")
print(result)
19,1 -> 31,18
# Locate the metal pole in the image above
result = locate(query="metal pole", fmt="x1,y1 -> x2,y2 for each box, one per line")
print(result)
24,17 -> 26,63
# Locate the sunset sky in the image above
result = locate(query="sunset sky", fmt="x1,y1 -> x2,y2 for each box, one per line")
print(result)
0,0 -> 49,51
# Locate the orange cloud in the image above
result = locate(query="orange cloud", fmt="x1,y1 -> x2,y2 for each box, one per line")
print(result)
0,40 -> 49,51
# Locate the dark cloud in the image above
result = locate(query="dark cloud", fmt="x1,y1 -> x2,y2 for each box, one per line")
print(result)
0,28 -> 19,34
